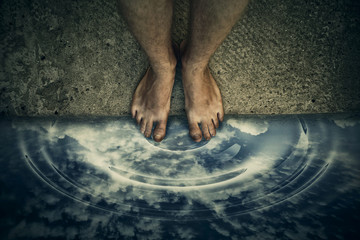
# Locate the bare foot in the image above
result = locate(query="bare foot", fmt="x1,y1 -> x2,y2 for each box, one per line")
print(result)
181,44 -> 224,142
131,60 -> 176,142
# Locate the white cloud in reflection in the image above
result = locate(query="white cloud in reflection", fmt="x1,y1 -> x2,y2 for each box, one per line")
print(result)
210,223 -> 230,237
226,118 -> 268,136
333,119 -> 359,129
331,114 -> 360,129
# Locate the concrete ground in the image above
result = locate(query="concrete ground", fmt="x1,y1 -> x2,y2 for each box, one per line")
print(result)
1,0 -> 360,117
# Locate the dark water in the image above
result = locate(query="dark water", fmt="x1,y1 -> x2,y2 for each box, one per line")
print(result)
1,114 -> 359,239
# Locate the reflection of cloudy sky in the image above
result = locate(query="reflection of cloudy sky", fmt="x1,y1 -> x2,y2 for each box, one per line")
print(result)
15,116 -> 324,217
22,118 -> 310,203
3,115 -> 359,239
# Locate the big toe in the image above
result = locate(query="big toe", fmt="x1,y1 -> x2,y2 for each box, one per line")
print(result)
144,121 -> 153,138
153,120 -> 167,142
189,122 -> 202,142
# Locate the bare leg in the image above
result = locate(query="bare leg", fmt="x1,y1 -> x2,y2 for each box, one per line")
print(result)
182,0 -> 248,142
117,0 -> 177,142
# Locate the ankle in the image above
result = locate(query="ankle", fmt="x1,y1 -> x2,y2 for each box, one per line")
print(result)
181,56 -> 208,77
150,47 -> 177,75
181,48 -> 208,75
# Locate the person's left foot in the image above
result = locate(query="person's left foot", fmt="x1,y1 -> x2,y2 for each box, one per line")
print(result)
181,64 -> 224,142
180,41 -> 224,142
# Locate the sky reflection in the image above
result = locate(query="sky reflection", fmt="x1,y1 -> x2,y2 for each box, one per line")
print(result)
1,114 -> 359,239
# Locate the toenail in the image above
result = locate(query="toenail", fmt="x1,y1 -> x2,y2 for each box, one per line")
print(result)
192,134 -> 201,140
154,134 -> 162,142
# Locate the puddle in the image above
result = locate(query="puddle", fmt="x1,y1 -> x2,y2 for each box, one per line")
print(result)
1,114 -> 359,239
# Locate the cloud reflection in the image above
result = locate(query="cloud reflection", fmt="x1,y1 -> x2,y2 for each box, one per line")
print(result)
16,116 -> 332,221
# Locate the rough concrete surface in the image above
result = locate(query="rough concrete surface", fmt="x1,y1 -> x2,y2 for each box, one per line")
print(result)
1,0 -> 360,116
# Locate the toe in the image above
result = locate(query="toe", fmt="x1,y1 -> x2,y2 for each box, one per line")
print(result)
140,119 -> 146,134
131,108 -> 137,119
153,120 -> 167,142
189,121 -> 202,142
218,110 -> 224,122
144,121 -> 153,138
212,117 -> 219,128
201,123 -> 211,140
208,121 -> 216,137
136,115 -> 142,125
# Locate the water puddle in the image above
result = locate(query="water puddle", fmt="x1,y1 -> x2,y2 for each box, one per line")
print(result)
1,114 -> 359,239
18,116 -> 332,220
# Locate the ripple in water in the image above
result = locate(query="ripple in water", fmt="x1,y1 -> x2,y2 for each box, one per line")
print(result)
18,116 -> 332,220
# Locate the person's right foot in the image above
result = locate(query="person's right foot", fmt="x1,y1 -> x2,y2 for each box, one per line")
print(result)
131,57 -> 176,142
